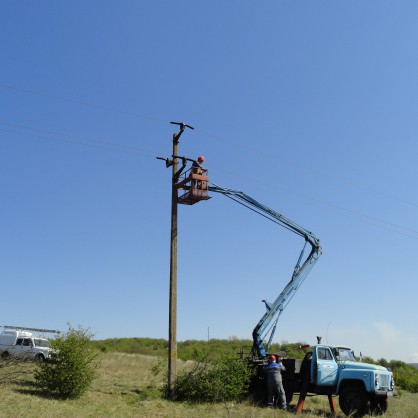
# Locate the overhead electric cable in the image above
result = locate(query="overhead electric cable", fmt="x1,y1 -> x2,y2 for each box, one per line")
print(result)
2,125 -> 417,240
221,192 -> 305,238
0,127 -> 161,157
1,120 -> 416,240
0,121 -> 159,155
196,129 -> 418,210
2,83 -> 417,212
0,84 -> 418,233
0,83 -> 168,124
211,167 -> 418,238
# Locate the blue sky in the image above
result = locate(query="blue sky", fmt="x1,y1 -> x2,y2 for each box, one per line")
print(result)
1,1 -> 417,363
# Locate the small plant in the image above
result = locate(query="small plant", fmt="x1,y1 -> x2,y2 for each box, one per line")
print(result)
34,324 -> 100,399
138,383 -> 162,401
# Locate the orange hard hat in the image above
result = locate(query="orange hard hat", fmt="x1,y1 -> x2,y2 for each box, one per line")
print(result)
197,155 -> 205,163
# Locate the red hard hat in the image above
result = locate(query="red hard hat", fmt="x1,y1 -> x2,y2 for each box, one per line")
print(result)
268,355 -> 276,362
197,155 -> 205,163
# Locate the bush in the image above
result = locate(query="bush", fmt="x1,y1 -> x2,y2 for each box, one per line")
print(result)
376,358 -> 418,393
392,365 -> 418,393
172,356 -> 254,402
34,325 -> 100,399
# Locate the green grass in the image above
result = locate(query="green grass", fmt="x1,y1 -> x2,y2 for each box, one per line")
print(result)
0,353 -> 416,417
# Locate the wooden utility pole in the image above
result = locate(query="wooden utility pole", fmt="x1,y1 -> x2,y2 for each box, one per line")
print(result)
168,130 -> 179,399
167,122 -> 194,399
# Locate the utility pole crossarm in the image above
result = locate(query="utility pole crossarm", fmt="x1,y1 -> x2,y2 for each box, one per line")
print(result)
170,122 -> 194,143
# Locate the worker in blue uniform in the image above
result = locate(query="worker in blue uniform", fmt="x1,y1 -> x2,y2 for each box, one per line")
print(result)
264,354 -> 287,409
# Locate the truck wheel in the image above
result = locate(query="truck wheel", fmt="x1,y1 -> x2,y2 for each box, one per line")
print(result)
1,351 -> 10,360
35,354 -> 45,363
370,398 -> 388,416
285,390 -> 293,405
339,386 -> 368,418
283,381 -> 294,405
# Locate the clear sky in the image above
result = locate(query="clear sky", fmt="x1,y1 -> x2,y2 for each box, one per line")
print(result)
1,1 -> 417,363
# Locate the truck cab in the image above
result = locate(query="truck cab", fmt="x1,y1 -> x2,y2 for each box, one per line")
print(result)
300,344 -> 395,417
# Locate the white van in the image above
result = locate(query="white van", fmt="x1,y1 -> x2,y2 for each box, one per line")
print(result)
0,326 -> 58,362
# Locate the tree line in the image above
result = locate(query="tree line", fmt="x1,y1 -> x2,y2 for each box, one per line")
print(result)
90,337 -> 418,393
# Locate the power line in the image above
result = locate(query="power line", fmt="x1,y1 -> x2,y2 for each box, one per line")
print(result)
0,83 -> 168,124
2,83 -> 417,213
210,168 -> 418,241
1,119 -> 416,240
0,84 -> 418,236
197,129 -> 418,210
0,122 -> 160,157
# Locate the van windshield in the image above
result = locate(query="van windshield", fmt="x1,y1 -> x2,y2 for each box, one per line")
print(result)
34,339 -> 50,348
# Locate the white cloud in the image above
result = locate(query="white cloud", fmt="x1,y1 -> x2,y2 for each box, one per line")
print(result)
372,322 -> 400,344
273,317 -> 418,363
293,321 -> 418,363
366,322 -> 418,363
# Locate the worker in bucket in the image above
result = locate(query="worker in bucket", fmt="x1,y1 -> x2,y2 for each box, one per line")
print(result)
264,354 -> 287,409
191,155 -> 205,189
191,155 -> 205,174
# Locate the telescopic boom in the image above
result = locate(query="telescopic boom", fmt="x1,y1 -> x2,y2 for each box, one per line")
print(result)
209,183 -> 322,358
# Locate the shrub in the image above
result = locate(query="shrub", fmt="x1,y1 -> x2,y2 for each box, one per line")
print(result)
34,325 -> 100,399
172,356 -> 254,402
392,365 -> 418,393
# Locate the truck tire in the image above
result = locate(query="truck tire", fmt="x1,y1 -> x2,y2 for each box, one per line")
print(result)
285,389 -> 293,405
339,386 -> 368,418
370,397 -> 388,416
1,351 -> 10,360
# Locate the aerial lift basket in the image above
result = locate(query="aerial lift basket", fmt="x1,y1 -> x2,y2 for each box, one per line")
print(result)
175,168 -> 211,205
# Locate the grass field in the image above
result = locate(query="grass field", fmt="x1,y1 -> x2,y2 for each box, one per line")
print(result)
0,353 -> 416,417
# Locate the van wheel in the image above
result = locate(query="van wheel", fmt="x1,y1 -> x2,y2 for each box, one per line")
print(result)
339,386 -> 368,418
35,354 -> 45,363
1,351 -> 10,359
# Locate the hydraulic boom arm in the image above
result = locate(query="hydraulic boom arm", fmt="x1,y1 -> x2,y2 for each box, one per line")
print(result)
208,183 -> 322,358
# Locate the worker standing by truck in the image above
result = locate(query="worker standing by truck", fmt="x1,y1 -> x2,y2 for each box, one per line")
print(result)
264,354 -> 287,409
